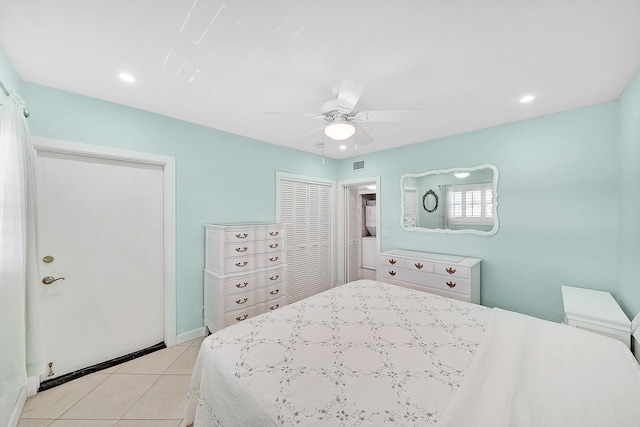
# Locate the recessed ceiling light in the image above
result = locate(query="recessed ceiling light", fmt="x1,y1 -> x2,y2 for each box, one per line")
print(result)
339,144 -> 347,150
454,172 -> 470,179
118,73 -> 136,83
520,95 -> 535,103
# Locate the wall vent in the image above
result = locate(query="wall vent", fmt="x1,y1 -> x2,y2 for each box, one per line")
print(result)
352,160 -> 365,171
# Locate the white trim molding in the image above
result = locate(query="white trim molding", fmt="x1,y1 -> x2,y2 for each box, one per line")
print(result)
336,176 -> 380,285
177,327 -> 207,345
8,387 -> 26,427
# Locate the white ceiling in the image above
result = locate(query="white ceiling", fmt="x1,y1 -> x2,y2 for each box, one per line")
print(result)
1,0 -> 639,159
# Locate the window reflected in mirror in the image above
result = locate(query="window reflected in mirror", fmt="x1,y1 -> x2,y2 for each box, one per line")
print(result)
401,164 -> 499,236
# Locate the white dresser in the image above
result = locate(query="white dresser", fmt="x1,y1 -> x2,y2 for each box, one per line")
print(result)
204,223 -> 286,332
378,249 -> 481,303
561,285 -> 630,348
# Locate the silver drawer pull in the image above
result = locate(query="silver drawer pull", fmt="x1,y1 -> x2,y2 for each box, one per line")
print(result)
269,304 -> 280,310
269,289 -> 279,295
389,270 -> 396,276
269,231 -> 279,236
269,256 -> 279,262
235,247 -> 248,253
415,263 -> 423,270
446,267 -> 456,275
269,275 -> 279,281
236,297 -> 248,304
389,259 -> 397,265
268,243 -> 279,249
235,282 -> 248,288
446,281 -> 456,288
235,314 -> 248,321
235,233 -> 248,239
235,261 -> 248,267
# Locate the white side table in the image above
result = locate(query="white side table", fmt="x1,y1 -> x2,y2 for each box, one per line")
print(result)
561,285 -> 631,348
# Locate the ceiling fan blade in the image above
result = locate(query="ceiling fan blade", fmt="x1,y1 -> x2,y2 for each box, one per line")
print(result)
353,123 -> 373,146
335,79 -> 365,114
352,109 -> 423,122
299,127 -> 325,144
263,111 -> 326,120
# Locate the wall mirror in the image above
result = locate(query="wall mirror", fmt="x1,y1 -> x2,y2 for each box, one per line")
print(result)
401,164 -> 499,236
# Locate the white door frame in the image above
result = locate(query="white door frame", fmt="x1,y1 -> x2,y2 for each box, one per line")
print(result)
337,176 -> 380,285
32,137 -> 177,347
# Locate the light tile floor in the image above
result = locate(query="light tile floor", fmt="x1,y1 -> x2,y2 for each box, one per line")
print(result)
18,336 -> 205,427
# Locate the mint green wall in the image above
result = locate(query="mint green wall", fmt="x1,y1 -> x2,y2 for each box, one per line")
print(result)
338,103 -> 619,321
0,48 -> 21,93
3,45 -> 637,333
618,68 -> 640,317
20,83 -> 339,335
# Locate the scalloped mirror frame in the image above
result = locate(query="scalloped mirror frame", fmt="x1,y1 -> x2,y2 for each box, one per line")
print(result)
400,164 -> 500,236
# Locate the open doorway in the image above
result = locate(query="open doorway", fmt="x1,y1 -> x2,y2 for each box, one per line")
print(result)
337,177 -> 379,285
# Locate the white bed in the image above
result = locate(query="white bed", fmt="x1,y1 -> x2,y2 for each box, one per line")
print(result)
183,279 -> 640,426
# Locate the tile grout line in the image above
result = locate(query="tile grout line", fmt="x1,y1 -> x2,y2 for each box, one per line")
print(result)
20,340 -> 202,425
118,373 -> 165,422
53,370 -> 115,422
117,344 -> 190,422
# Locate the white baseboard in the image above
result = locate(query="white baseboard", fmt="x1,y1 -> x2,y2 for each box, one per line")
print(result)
176,327 -> 206,345
8,387 -> 26,427
26,376 -> 39,397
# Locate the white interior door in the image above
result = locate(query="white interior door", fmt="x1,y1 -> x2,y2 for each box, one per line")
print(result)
37,149 -> 165,381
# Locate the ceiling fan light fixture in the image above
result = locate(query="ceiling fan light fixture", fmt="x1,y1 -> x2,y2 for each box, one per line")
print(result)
325,122 -> 355,140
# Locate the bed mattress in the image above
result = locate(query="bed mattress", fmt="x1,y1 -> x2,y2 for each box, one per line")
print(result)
183,279 -> 640,426
183,279 -> 490,426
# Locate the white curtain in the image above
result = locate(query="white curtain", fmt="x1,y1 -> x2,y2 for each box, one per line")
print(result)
0,90 -> 43,399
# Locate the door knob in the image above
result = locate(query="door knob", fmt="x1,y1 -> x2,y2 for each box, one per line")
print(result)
42,276 -> 65,285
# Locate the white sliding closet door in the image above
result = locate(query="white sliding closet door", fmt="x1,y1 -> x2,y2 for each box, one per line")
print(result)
277,173 -> 334,304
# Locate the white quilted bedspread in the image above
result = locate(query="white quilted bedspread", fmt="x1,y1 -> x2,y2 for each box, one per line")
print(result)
183,279 -> 490,426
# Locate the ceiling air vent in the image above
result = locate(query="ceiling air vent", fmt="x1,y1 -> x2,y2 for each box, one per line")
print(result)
353,160 -> 365,171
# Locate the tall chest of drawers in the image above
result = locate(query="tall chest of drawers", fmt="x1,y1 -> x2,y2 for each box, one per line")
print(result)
204,223 -> 286,332
378,249 -> 481,304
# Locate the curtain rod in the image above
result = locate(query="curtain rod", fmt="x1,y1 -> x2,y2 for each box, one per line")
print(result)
0,78 -> 30,118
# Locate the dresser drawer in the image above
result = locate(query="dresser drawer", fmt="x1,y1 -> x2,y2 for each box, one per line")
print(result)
379,266 -> 418,282
224,251 -> 285,273
378,255 -> 405,268
225,296 -> 285,326
379,268 -> 469,295
223,239 -> 284,257
221,269 -> 285,295
224,228 -> 284,243
225,282 -> 285,311
434,263 -> 469,279
403,258 -> 434,273
425,275 -> 470,295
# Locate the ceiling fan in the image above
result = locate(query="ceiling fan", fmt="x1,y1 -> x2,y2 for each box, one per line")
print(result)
266,79 -> 422,147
